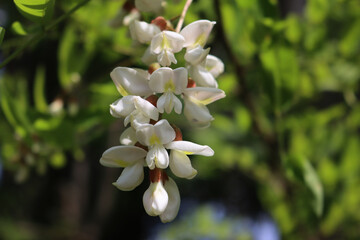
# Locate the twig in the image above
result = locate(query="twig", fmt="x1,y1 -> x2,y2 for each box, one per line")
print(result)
175,0 -> 193,32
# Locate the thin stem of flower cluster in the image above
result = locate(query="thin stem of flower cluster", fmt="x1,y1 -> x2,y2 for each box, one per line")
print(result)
175,0 -> 193,33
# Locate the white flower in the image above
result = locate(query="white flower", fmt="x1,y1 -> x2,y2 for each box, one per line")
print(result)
160,177 -> 180,223
165,141 -> 214,179
183,87 -> 226,128
120,127 -> 137,145
180,20 -> 215,65
150,31 -> 185,66
188,54 -> 224,88
100,146 -> 147,191
143,180 -> 168,216
136,119 -> 175,169
135,0 -> 165,13
149,67 -> 188,114
205,55 -> 224,78
110,67 -> 152,97
184,45 -> 210,66
129,20 -> 161,44
110,96 -> 159,129
180,20 -> 216,50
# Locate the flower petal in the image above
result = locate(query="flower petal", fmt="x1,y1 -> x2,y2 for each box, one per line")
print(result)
100,146 -> 147,168
149,67 -> 173,93
169,150 -> 197,179
112,162 -> 144,191
180,20 -> 215,49
184,87 -> 226,105
156,94 -> 166,113
111,67 -> 152,96
206,55 -> 224,78
158,50 -> 176,66
134,96 -> 159,121
188,65 -> 218,88
160,178 -> 181,223
150,31 -> 185,55
183,97 -> 213,128
165,141 -> 214,156
129,20 -> 160,44
131,112 -> 151,129
110,96 -> 135,118
143,181 -> 169,216
184,46 -> 210,66
146,147 -> 157,169
154,145 -> 169,169
136,123 -> 155,146
163,31 -> 185,53
154,119 -> 176,144
173,67 -> 188,94
163,92 -> 176,114
120,127 -> 137,145
173,95 -> 182,114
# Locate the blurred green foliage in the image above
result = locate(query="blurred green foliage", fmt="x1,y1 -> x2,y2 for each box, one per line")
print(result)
0,0 -> 360,239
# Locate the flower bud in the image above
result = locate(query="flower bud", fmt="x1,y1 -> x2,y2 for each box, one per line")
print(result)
151,16 -> 167,31
143,180 -> 169,216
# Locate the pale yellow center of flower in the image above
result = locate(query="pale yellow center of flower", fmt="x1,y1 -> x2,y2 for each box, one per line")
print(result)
161,34 -> 170,50
188,95 -> 213,106
164,80 -> 175,92
150,134 -> 161,145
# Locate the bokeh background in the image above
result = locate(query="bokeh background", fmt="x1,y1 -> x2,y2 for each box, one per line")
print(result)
1,0 -> 360,239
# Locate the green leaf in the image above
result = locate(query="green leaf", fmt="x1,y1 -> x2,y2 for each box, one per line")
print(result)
11,21 -> 28,36
13,0 -> 55,24
34,65 -> 48,113
303,160 -> 324,217
287,156 -> 324,217
0,27 -> 5,46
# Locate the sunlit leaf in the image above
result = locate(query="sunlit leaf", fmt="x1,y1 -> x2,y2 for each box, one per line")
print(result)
287,156 -> 324,217
11,21 -> 27,36
34,65 -> 48,113
13,0 -> 55,24
0,27 -> 5,46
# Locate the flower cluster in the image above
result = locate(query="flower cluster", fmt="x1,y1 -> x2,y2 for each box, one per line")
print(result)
100,0 -> 225,223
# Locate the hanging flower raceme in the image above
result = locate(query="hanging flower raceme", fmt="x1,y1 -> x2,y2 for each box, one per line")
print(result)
100,0 -> 226,223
